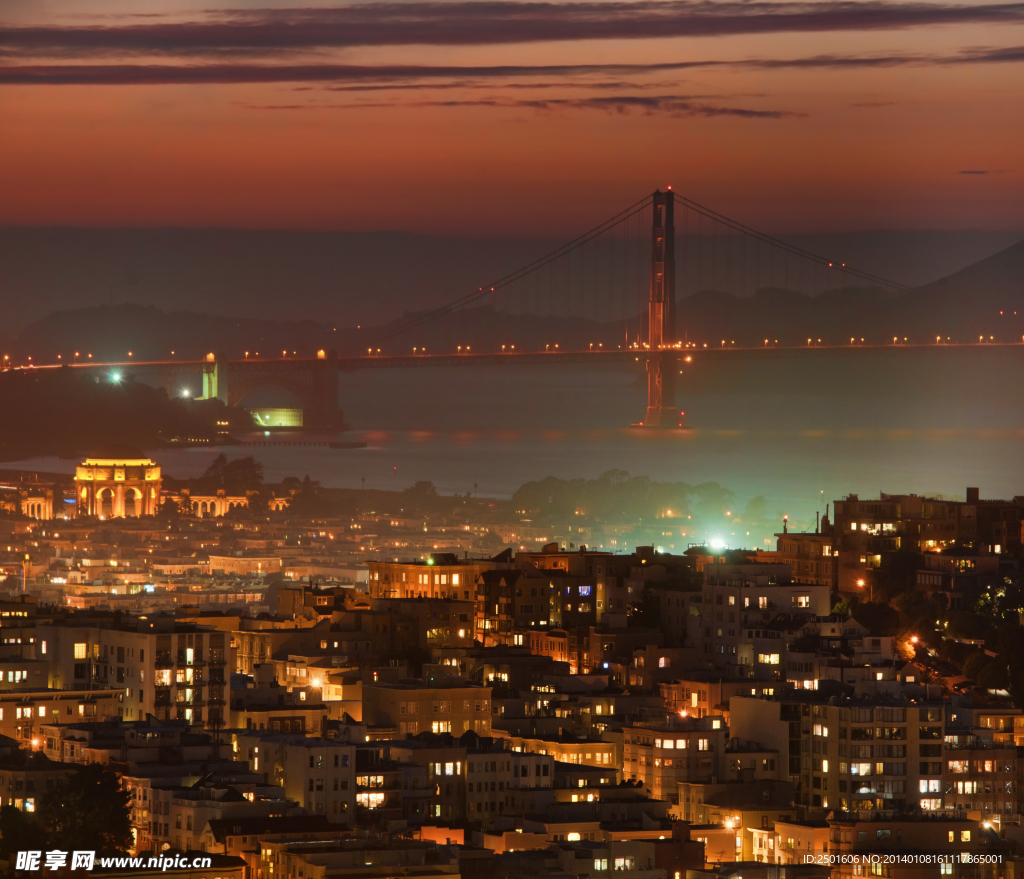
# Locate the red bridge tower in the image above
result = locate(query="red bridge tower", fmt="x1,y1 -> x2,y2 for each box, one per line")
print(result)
643,189 -> 678,427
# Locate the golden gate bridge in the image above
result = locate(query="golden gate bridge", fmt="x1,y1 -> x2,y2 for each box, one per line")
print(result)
5,189 -> 1006,428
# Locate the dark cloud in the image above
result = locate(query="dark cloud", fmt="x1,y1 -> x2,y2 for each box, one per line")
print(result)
238,94 -> 802,118
0,45 -> 1020,86
0,1 -> 1021,57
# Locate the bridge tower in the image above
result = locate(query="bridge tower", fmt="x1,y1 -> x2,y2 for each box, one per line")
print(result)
643,189 -> 678,427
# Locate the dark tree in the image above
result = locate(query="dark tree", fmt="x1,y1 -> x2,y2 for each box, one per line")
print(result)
962,651 -> 989,680
628,585 -> 661,629
852,601 -> 900,636
977,660 -> 1010,691
0,804 -> 48,859
39,764 -> 132,855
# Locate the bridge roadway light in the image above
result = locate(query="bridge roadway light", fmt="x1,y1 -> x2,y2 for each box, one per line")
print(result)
110,371 -> 122,384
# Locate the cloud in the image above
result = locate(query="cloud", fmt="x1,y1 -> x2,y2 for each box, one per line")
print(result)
0,45 -> 1021,86
0,1 -> 1022,58
238,94 -> 803,118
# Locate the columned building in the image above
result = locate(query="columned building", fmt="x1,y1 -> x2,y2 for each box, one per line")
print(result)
75,448 -> 162,518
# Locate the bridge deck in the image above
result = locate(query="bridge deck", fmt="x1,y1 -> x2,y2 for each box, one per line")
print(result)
3,342 -> 1020,374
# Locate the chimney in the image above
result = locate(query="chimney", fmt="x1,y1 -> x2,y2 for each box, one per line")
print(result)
966,487 -> 979,503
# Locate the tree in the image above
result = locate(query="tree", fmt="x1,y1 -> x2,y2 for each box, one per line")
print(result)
0,804 -> 47,859
203,452 -> 229,485
628,585 -> 661,629
977,660 -> 1010,691
38,764 -> 132,855
852,601 -> 900,636
962,651 -> 988,680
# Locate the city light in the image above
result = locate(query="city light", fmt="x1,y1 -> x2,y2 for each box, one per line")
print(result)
109,371 -> 122,383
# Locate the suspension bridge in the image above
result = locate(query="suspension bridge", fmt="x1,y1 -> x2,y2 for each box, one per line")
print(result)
4,189 -> 1004,428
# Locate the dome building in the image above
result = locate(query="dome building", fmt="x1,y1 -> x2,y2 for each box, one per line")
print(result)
75,447 -> 162,519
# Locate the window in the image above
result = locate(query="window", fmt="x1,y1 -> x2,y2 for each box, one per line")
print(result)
758,653 -> 781,665
594,859 -> 608,871
961,831 -> 971,842
698,738 -> 709,751
759,596 -> 768,609
74,643 -> 87,660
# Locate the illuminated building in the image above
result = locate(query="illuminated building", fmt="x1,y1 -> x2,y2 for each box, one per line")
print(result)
833,488 -> 1024,594
75,448 -> 161,518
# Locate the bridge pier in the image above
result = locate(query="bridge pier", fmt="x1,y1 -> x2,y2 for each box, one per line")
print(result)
199,356 -> 227,403
226,353 -> 344,431
642,189 -> 679,427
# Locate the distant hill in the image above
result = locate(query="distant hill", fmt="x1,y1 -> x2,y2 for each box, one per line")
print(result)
5,237 -> 1023,358
676,238 -> 1024,345
0,225 -> 1019,341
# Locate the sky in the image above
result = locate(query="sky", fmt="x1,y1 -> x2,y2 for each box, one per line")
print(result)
1,0 -> 1022,236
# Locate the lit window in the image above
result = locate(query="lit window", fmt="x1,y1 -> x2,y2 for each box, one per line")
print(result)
74,643 -> 87,660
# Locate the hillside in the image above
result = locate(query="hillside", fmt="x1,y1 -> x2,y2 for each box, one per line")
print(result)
5,237 -> 1023,357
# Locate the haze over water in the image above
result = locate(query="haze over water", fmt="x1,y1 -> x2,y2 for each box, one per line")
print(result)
10,348 -> 1023,547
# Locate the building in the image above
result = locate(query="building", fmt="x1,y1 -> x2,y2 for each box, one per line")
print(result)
362,680 -> 493,736
75,449 -> 162,518
235,731 -> 357,823
832,489 -> 1024,594
38,617 -> 231,727
729,690 -> 946,816
367,553 -> 500,601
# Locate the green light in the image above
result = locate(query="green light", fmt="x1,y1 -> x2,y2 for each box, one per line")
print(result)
110,371 -> 122,384
427,558 -> 434,565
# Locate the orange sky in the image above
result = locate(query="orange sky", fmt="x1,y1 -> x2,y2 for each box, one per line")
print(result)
0,1 -> 1022,234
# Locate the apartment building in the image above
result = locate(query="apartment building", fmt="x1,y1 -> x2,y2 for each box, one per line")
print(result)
38,617 -> 231,727
730,691 -> 946,816
833,489 -> 1024,593
362,680 -> 492,736
367,553 -> 498,601
827,813 -> 1003,879
621,716 -> 729,802
235,731 -> 357,823
700,562 -> 828,677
